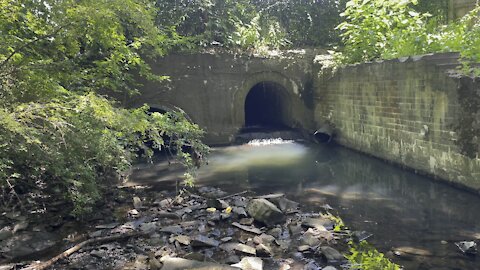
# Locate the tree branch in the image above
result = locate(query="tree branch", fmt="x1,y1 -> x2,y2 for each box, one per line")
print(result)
0,25 -> 69,69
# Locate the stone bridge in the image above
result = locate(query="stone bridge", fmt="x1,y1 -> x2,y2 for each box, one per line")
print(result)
127,51 -> 480,192
127,51 -> 320,144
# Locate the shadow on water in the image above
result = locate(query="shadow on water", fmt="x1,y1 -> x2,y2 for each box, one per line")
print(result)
130,140 -> 480,269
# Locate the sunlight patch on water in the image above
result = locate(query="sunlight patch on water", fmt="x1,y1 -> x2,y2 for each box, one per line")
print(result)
198,142 -> 308,176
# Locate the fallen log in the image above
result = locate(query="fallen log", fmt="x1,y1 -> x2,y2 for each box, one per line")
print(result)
22,231 -> 146,270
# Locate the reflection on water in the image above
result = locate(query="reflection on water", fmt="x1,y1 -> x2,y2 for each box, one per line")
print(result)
131,140 -> 480,269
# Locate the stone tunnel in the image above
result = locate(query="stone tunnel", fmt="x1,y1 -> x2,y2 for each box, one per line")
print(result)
124,50 -> 480,192
128,51 -> 317,145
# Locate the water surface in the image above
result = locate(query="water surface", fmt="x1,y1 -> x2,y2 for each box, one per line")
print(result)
131,140 -> 480,269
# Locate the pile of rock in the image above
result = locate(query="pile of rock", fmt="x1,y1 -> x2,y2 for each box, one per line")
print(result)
3,186 -> 354,270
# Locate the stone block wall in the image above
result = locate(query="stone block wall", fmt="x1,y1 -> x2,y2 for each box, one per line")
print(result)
128,51 -> 319,144
314,53 -> 480,191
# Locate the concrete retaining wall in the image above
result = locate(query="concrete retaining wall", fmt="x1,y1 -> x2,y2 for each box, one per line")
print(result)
314,53 -> 480,191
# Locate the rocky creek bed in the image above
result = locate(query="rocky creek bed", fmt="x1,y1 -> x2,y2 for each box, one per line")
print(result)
0,185 -> 396,270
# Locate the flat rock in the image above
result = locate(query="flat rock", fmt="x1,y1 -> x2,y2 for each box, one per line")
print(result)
160,225 -> 183,234
239,218 -> 254,225
301,229 -> 322,246
133,196 -> 142,209
221,236 -> 233,242
191,235 -> 220,248
269,197 -> 299,213
154,198 -> 173,208
231,257 -> 263,270
12,221 -> 28,233
175,207 -> 193,216
171,235 -> 191,245
157,211 -> 180,220
302,218 -> 334,231
95,223 -> 119,229
232,207 -> 248,218
0,231 -> 58,259
160,257 -> 238,270
253,234 -> 275,245
256,243 -> 273,257
0,264 -> 15,270
233,197 -> 247,207
128,209 -> 139,216
225,254 -> 241,264
90,249 -> 105,258
232,222 -> 262,235
298,245 -> 311,252
139,222 -> 158,233
455,241 -> 477,254
207,199 -> 229,209
221,243 -> 256,255
0,227 -> 13,241
256,193 -> 284,200
267,227 -> 282,238
318,246 -> 345,264
246,199 -> 284,226
288,223 -> 303,236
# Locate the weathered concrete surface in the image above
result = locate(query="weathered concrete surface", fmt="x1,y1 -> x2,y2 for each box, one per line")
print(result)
126,51 -> 320,144
129,50 -> 479,191
314,53 -> 480,191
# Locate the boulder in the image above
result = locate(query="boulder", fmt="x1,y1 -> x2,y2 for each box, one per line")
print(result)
301,229 -> 321,246
246,199 -> 284,226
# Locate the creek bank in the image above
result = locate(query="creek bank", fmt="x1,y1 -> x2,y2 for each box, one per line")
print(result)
2,185 -> 391,270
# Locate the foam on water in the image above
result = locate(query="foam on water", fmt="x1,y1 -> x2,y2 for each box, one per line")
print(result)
247,138 -> 294,146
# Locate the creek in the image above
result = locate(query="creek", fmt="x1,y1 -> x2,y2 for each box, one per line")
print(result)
131,139 -> 480,270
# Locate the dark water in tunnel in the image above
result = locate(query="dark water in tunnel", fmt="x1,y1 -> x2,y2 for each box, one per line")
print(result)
130,139 -> 480,270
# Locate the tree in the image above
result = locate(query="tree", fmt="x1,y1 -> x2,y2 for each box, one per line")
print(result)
0,0 -> 208,215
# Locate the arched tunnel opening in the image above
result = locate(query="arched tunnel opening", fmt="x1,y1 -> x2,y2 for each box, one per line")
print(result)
244,82 -> 291,131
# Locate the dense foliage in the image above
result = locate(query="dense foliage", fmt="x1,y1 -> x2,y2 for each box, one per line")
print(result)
155,0 -> 349,50
0,0 -> 207,215
337,0 -> 434,63
1,0 -> 476,216
337,0 -> 480,75
154,0 -> 450,51
155,0 -> 284,50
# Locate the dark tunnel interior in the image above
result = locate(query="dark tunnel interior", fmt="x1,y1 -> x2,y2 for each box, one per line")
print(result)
244,82 -> 289,129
